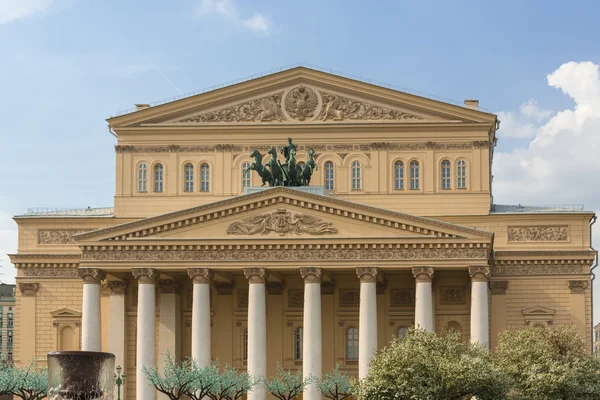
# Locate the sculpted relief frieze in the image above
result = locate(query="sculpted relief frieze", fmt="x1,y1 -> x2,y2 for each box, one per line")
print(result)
226,209 -> 337,236
175,85 -> 429,124
507,226 -> 569,242
39,230 -> 87,245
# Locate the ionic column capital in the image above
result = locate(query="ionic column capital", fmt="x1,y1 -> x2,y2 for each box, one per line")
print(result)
300,267 -> 322,283
132,268 -> 160,284
107,280 -> 127,295
489,281 -> 508,295
188,268 -> 213,284
159,279 -> 180,294
356,267 -> 378,283
469,266 -> 490,282
412,266 -> 434,283
78,268 -> 106,284
18,282 -> 39,297
244,268 -> 266,284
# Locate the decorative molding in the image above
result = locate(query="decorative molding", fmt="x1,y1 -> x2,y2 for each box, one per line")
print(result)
319,92 -> 425,122
21,267 -> 79,277
237,289 -> 249,308
178,92 -> 285,123
390,289 -> 414,306
18,282 -> 39,296
494,250 -> 594,258
489,281 -> 509,295
115,144 -> 245,153
106,280 -> 127,295
83,247 -> 487,263
440,286 -> 466,305
522,305 -> 555,327
339,289 -> 360,307
132,268 -> 159,284
412,266 -> 434,283
568,280 -> 589,294
227,209 -> 337,236
362,141 -> 489,151
38,230 -> 86,245
214,281 -> 234,295
188,268 -> 213,284
159,279 -> 180,294
493,263 -> 588,276
507,226 -> 569,242
356,267 -> 378,283
285,86 -> 319,121
244,268 -> 266,284
468,266 -> 490,282
288,289 -> 304,307
77,268 -> 106,283
300,267 -> 322,283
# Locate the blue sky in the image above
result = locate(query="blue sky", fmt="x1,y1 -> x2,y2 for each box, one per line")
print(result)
1,0 -> 600,320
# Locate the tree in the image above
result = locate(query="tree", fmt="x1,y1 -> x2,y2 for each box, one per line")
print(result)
11,360 -> 47,400
207,365 -> 253,400
262,364 -> 316,400
0,364 -> 17,396
184,360 -> 221,400
143,352 -> 196,400
317,364 -> 354,400
358,328 -> 509,400
495,325 -> 600,400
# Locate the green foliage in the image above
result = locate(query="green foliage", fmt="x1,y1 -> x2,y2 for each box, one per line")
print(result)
184,360 -> 220,400
10,360 -> 48,400
143,352 -> 196,400
0,365 -> 17,396
359,328 -> 509,400
317,364 -> 354,400
262,364 -> 316,400
206,365 -> 253,400
495,325 -> 600,400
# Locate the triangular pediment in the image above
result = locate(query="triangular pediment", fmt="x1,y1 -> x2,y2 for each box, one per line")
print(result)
521,306 -> 556,316
50,308 -> 82,318
74,187 -> 493,243
108,67 -> 496,128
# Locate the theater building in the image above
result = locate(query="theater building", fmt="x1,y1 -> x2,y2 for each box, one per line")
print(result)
10,67 -> 596,400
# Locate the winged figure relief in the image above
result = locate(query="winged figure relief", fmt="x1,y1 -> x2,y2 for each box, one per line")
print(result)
258,97 -> 283,122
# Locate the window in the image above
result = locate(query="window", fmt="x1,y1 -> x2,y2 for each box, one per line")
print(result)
154,164 -> 164,193
346,327 -> 359,360
242,162 -> 251,189
243,328 -> 248,360
410,161 -> 420,190
137,163 -> 148,192
324,162 -> 334,191
394,161 -> 404,190
6,353 -> 12,361
7,320 -> 12,328
200,163 -> 210,192
397,326 -> 408,339
8,332 -> 13,345
351,161 -> 361,190
441,160 -> 451,189
457,159 -> 467,189
295,327 -> 303,360
184,163 -> 194,192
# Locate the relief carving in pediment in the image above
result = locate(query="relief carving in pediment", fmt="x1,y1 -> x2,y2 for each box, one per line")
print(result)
226,208 -> 337,236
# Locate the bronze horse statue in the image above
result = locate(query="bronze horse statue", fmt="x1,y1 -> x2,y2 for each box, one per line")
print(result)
286,149 -> 303,186
267,147 -> 284,186
248,150 -> 273,186
302,148 -> 317,186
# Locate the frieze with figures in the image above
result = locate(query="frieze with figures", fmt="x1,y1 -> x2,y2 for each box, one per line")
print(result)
226,208 -> 337,236
507,226 -> 569,242
39,230 -> 87,245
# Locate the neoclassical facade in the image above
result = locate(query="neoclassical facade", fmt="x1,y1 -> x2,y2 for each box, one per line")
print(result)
10,67 -> 596,400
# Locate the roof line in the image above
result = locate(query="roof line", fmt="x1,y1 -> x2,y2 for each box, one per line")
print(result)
111,62 -> 489,118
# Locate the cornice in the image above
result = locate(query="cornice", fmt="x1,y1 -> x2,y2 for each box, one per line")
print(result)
74,187 -> 493,242
494,250 -> 596,259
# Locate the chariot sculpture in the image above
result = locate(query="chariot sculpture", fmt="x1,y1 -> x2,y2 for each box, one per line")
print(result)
246,138 -> 318,187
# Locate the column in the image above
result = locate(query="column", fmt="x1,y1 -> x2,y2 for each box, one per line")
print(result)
300,268 -> 322,400
188,268 -> 213,368
132,268 -> 160,400
356,267 -> 378,380
412,267 -> 434,332
79,268 -> 105,352
107,281 -> 128,400
469,266 -> 490,349
158,279 -> 182,400
244,268 -> 267,400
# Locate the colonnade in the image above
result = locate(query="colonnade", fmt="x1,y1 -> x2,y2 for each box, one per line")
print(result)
78,265 -> 490,400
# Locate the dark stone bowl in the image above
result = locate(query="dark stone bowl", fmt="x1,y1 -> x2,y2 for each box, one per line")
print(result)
48,351 -> 115,400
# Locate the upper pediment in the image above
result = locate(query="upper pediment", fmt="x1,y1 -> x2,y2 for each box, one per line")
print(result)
74,187 -> 493,243
108,67 -> 497,128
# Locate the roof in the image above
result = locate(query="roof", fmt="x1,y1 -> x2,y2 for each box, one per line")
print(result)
491,204 -> 589,214
16,207 -> 114,218
0,284 -> 15,298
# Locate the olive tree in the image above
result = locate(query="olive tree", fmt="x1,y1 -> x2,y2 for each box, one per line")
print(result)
207,365 -> 253,400
495,325 -> 600,400
184,360 -> 220,400
11,361 -> 48,400
262,365 -> 316,400
143,352 -> 196,400
359,328 -> 509,400
317,364 -> 354,400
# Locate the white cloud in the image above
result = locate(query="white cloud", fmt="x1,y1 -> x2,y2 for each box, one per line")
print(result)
0,0 -> 53,24
195,0 -> 272,35
496,99 -> 552,139
0,211 -> 17,284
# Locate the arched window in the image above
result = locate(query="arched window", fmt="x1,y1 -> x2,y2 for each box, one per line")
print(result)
295,327 -> 303,360
137,163 -> 148,192
441,160 -> 451,189
184,163 -> 194,192
410,161 -> 419,190
351,161 -> 361,190
242,162 -> 251,189
397,326 -> 408,339
457,159 -> 467,189
154,163 -> 164,193
324,161 -> 335,191
200,163 -> 210,192
346,327 -> 359,360
243,328 -> 248,360
394,161 -> 404,190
